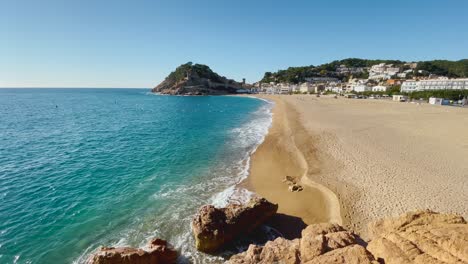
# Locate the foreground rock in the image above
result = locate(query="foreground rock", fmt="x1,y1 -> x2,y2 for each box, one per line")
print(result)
367,210 -> 468,264
228,210 -> 468,263
88,238 -> 177,264
229,223 -> 377,264
192,197 -> 278,253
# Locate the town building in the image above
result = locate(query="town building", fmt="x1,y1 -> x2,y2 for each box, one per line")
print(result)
400,80 -> 419,92
325,81 -> 344,93
347,78 -> 371,92
369,73 -> 390,80
369,63 -> 401,80
372,85 -> 387,92
354,84 -> 371,92
299,83 -> 314,93
418,78 -> 468,90
401,78 -> 468,92
279,83 -> 292,94
386,79 -> 402,86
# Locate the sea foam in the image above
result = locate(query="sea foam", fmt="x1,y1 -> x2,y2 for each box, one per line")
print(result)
210,97 -> 273,208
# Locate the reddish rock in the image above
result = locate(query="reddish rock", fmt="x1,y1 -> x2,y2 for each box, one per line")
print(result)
228,223 -> 377,264
229,237 -> 300,264
228,211 -> 468,264
191,197 -> 278,253
367,210 -> 468,264
88,238 -> 177,264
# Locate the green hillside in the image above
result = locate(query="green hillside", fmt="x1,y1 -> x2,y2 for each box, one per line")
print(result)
261,59 -> 468,83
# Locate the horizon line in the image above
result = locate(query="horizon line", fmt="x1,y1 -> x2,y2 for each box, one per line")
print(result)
0,87 -> 151,89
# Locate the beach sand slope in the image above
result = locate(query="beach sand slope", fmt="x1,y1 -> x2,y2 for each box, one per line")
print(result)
243,96 -> 342,238
247,95 -> 468,239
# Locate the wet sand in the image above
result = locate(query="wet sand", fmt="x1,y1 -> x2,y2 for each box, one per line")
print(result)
242,95 -> 342,238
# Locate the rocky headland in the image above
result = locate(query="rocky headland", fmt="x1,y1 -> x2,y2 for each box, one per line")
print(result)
152,62 -> 246,95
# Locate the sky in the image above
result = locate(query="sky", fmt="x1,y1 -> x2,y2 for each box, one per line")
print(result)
1,0 -> 468,88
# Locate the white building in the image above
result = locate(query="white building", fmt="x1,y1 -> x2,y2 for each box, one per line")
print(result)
264,86 -> 277,94
372,85 -> 387,92
418,78 -> 468,91
325,82 -> 344,93
370,63 -> 387,73
330,86 -> 345,93
369,63 -> 400,80
369,73 -> 392,80
401,78 -> 468,92
280,87 -> 291,94
397,73 -> 407,78
299,83 -> 314,93
386,67 -> 400,75
401,80 -> 419,92
291,84 -> 300,93
354,84 -> 371,92
277,83 -> 291,94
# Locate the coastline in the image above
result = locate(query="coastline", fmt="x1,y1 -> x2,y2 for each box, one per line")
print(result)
239,95 -> 342,238
244,94 -> 468,239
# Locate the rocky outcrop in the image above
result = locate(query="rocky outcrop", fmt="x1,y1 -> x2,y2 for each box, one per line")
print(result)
88,238 -> 177,264
367,210 -> 468,264
152,62 -> 245,95
229,237 -> 301,264
228,223 -> 377,264
228,210 -> 468,264
191,197 -> 278,253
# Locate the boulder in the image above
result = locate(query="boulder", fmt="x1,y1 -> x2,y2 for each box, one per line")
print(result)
88,238 -> 177,264
228,223 -> 377,264
367,210 -> 468,264
229,237 -> 300,264
191,197 -> 278,253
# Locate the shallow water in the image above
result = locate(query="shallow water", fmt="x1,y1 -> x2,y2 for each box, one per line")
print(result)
0,89 -> 272,264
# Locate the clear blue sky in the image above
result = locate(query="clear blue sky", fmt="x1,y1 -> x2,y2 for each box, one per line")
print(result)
2,0 -> 467,88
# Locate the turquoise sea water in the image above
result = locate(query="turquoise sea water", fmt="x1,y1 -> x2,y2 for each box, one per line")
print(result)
0,88 -> 272,264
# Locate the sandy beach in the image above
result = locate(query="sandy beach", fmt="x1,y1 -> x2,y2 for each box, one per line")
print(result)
246,94 -> 468,238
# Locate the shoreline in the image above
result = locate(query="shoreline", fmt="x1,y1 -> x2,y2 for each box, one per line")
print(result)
239,95 -> 342,238
245,94 -> 468,239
